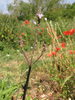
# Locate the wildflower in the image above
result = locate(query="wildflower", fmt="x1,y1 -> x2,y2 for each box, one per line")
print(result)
23,44 -> 25,46
47,33 -> 49,36
51,51 -> 56,55
33,20 -> 37,25
70,28 -> 75,33
35,26 -> 37,28
19,36 -> 22,39
22,24 -> 24,26
37,13 -> 43,24
48,29 -> 50,31
43,31 -> 45,32
63,28 -> 75,35
59,35 -> 62,38
25,20 -> 30,24
51,35 -> 53,38
39,32 -> 42,35
25,20 -> 28,24
31,47 -> 33,49
50,93 -> 52,96
41,28 -> 44,30
46,27 -> 48,30
36,13 -> 43,19
22,33 -> 24,35
61,43 -> 65,48
18,40 -> 23,44
69,50 -> 73,54
19,44 -> 22,48
17,50 -> 19,52
74,51 -> 75,53
56,47 -> 60,52
6,54 -> 10,57
60,55 -> 63,58
63,31 -> 69,35
44,18 -> 47,21
51,30 -> 54,32
17,33 -> 19,35
47,54 -> 52,57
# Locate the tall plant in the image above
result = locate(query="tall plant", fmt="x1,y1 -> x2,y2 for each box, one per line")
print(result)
18,8 -> 46,100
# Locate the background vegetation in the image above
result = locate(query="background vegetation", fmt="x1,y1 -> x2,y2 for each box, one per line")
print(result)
0,0 -> 75,100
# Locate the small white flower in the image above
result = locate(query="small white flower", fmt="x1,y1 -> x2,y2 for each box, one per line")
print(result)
6,54 -> 10,57
68,98 -> 71,100
45,18 -> 47,21
17,50 -> 19,52
31,47 -> 33,49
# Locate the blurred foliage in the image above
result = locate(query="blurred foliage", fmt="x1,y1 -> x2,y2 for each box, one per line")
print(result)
0,0 -> 75,50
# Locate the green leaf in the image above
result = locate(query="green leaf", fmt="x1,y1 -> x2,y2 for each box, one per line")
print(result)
33,98 -> 38,100
61,75 -> 72,88
15,93 -> 23,98
0,81 -> 24,95
26,96 -> 31,100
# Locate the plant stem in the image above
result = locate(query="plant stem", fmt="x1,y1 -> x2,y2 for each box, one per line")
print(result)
22,65 -> 31,100
21,48 -> 30,65
30,24 -> 39,65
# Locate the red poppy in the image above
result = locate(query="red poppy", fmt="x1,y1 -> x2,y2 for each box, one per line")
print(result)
19,36 -> 22,38
41,28 -> 44,30
22,24 -> 24,26
70,29 -> 75,33
51,51 -> 56,55
51,35 -> 53,38
17,33 -> 19,35
60,55 -> 64,58
47,54 -> 52,57
48,29 -> 50,31
23,44 -> 25,46
63,31 -> 69,35
25,20 -> 30,24
47,33 -> 49,36
59,35 -> 62,38
22,33 -> 24,35
69,50 -> 73,54
56,47 -> 60,52
43,31 -> 45,32
74,51 -> 75,53
35,26 -> 37,28
63,29 -> 75,35
39,33 -> 42,35
61,43 -> 65,48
